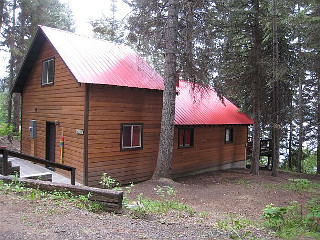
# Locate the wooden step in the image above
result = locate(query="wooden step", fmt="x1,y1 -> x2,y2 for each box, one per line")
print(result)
21,172 -> 52,182
0,157 -> 20,177
7,166 -> 20,177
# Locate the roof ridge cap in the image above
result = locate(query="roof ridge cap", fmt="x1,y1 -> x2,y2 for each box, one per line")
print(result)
40,25 -> 128,47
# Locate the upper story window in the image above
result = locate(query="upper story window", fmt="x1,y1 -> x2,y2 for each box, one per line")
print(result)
178,128 -> 194,148
42,58 -> 55,86
121,124 -> 143,150
225,127 -> 234,143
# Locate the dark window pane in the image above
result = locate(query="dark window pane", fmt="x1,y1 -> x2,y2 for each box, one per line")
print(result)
132,126 -> 141,147
42,61 -> 48,84
226,128 -> 233,142
42,59 -> 54,85
122,126 -> 132,147
48,59 -> 54,83
185,129 -> 191,146
179,129 -> 184,146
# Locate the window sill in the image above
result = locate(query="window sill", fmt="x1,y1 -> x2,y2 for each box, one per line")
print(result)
41,83 -> 54,87
121,146 -> 143,151
178,145 -> 193,149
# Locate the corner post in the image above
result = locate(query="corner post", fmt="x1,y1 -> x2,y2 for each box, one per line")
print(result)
1,147 -> 8,176
83,84 -> 89,186
71,168 -> 76,185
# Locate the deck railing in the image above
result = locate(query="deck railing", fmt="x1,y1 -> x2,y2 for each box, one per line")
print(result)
0,147 -> 76,185
246,138 -> 272,158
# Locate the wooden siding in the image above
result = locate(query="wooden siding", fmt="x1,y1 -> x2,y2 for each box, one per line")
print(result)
172,125 -> 248,174
87,85 -> 163,186
87,84 -> 248,186
21,40 -> 85,183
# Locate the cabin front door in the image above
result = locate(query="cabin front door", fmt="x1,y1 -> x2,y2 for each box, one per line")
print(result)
46,122 -> 56,163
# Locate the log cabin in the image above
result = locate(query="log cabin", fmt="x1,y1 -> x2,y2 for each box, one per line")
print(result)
13,26 -> 253,187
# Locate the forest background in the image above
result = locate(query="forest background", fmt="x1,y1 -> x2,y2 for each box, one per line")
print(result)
0,0 -> 319,176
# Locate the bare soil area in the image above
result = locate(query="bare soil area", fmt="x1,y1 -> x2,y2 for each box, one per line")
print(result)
0,139 -> 319,239
0,136 -> 20,151
0,168 -> 319,239
129,169 -> 320,220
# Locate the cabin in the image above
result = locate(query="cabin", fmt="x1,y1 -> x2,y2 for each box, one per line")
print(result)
13,26 -> 253,187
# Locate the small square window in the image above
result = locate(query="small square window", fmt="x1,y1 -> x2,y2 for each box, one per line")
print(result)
121,124 -> 143,150
42,58 -> 54,85
178,128 -> 194,148
225,128 -> 233,143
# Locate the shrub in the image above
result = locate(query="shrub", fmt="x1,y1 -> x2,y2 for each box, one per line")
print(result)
0,123 -> 14,136
262,198 -> 320,239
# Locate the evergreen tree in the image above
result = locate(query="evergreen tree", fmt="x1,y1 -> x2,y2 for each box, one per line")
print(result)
0,0 -> 4,31
0,0 -> 74,133
90,0 -> 125,43
303,0 -> 320,174
126,0 -> 232,178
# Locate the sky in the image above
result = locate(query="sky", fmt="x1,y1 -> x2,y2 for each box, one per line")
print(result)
61,0 -> 131,36
0,0 -> 131,78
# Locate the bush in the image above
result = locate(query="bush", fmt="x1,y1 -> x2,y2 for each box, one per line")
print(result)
282,148 -> 317,174
262,198 -> 320,239
0,123 -> 14,136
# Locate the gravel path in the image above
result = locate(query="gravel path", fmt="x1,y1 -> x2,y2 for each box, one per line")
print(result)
0,192 -> 228,240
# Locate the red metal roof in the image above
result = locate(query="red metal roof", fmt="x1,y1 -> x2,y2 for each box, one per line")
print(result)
40,26 -> 164,90
41,27 -> 253,125
14,26 -> 252,126
175,81 -> 253,125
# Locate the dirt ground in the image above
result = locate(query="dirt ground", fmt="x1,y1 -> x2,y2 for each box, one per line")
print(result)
0,136 -> 20,151
0,138 -> 319,239
0,168 -> 319,239
129,168 -> 320,220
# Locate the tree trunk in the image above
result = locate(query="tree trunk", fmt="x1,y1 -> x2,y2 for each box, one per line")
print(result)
271,0 -> 280,177
185,0 -> 194,81
297,71 -> 303,173
317,92 -> 320,174
288,113 -> 293,170
7,0 -> 17,127
250,0 -> 261,175
13,94 -> 20,133
153,0 -> 178,179
12,1 -> 27,134
0,0 -> 4,32
317,60 -> 320,175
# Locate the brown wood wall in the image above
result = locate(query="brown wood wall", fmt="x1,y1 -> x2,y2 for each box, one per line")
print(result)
172,125 -> 248,174
87,85 -> 163,187
21,40 -> 85,183
87,82 -> 248,186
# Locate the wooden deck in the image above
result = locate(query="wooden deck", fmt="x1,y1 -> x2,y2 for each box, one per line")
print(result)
246,139 -> 272,159
9,157 -> 80,185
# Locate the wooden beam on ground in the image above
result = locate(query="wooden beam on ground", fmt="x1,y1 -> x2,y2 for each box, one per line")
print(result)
0,175 -> 123,212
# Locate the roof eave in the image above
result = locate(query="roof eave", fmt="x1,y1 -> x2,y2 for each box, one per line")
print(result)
12,26 -> 46,93
174,123 -> 253,127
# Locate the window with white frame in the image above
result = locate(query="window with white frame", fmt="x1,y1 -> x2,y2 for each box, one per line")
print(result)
42,58 -> 55,85
121,124 -> 143,150
225,127 -> 233,143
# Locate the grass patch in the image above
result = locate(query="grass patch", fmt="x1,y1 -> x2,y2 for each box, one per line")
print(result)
281,178 -> 319,194
128,188 -> 194,218
262,198 -> 320,239
0,179 -> 104,213
135,192 -> 193,213
236,179 -> 251,189
217,214 -> 254,240
99,173 -> 194,218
